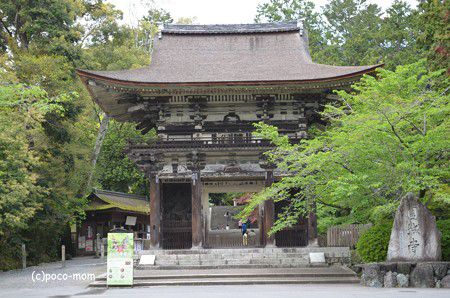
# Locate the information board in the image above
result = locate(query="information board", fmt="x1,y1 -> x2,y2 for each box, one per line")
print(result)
106,232 -> 134,286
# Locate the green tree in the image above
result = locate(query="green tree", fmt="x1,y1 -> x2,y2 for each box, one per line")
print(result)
377,1 -> 421,69
241,60 -> 449,234
255,0 -> 326,62
255,0 -> 424,69
317,0 -> 383,65
94,120 -> 154,195
416,0 -> 450,72
0,0 -> 86,61
0,82 -> 81,268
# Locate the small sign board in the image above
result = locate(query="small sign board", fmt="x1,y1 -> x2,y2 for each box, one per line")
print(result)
78,236 -> 85,249
309,252 -> 326,263
85,239 -> 93,252
107,232 -> 134,286
139,255 -> 155,266
125,216 -> 137,226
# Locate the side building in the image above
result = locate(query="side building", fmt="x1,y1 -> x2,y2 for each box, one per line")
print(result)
76,189 -> 149,256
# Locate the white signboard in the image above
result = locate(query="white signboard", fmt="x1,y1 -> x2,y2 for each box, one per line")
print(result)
125,216 -> 137,226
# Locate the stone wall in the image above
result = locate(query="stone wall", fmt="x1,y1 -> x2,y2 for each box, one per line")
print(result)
359,262 -> 450,288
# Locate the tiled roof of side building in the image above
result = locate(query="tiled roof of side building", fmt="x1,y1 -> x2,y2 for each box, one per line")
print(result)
85,189 -> 149,214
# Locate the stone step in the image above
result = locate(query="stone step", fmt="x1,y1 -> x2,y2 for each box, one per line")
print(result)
137,247 -> 350,256
153,252 -> 312,259
95,270 -> 355,281
152,258 -> 310,266
154,255 -> 310,262
90,276 -> 359,287
137,263 -> 320,270
91,266 -> 358,287
152,262 -> 310,268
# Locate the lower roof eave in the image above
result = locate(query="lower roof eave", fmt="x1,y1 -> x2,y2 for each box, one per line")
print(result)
76,64 -> 382,90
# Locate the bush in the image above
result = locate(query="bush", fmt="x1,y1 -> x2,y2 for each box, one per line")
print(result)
437,219 -> 450,261
356,222 -> 392,263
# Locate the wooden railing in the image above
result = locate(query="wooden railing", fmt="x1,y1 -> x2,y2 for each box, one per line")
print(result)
326,224 -> 372,248
129,136 -> 302,151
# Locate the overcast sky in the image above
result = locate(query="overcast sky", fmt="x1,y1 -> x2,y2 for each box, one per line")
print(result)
108,0 -> 419,27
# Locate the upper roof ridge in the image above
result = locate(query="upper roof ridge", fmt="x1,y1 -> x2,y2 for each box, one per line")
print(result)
162,21 -> 301,35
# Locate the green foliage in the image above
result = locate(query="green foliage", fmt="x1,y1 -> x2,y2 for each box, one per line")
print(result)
242,60 -> 449,235
94,120 -> 154,195
255,0 -> 422,69
209,193 -> 243,206
254,0 -> 326,63
0,0 -> 85,60
437,219 -> 450,261
416,0 -> 450,72
0,0 -> 148,269
0,83 -> 75,268
356,222 -> 392,262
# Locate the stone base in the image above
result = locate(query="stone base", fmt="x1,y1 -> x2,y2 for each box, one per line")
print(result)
358,262 -> 450,288
136,247 -> 351,268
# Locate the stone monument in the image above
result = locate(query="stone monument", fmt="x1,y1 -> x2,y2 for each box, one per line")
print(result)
387,192 -> 441,262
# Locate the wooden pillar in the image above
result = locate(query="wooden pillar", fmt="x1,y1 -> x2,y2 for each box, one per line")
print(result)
191,171 -> 203,248
264,170 -> 275,247
258,203 -> 264,246
149,174 -> 161,248
202,191 -> 209,248
307,201 -> 318,246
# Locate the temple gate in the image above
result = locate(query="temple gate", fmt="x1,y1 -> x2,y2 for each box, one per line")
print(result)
78,21 -> 380,250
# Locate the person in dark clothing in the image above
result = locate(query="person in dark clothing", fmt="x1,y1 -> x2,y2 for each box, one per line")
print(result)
242,221 -> 248,246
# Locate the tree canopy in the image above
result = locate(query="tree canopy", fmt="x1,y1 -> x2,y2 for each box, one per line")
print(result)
240,60 -> 449,234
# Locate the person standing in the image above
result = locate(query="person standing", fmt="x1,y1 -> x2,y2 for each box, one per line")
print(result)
242,221 -> 248,246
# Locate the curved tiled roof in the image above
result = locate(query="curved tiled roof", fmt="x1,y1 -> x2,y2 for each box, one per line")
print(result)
77,22 -> 381,86
86,189 -> 149,214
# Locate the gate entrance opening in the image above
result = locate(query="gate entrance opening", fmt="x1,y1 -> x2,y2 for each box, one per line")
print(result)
274,200 -> 308,247
161,183 -> 192,249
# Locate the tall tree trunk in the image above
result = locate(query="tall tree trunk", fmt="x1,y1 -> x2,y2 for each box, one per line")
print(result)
85,114 -> 110,194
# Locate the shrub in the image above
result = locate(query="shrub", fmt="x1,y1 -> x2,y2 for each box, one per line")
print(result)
437,219 -> 450,261
356,222 -> 392,263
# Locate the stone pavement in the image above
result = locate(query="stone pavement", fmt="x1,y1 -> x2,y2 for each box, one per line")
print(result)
2,283 -> 450,298
0,256 -> 106,289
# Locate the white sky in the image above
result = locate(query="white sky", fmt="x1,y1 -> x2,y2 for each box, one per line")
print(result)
108,0 -> 419,26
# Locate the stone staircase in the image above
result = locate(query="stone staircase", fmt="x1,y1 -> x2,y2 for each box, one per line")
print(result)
90,266 -> 359,287
90,247 -> 356,287
135,247 -> 350,270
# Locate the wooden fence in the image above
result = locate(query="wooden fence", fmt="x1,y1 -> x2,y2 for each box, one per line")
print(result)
326,224 -> 372,248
